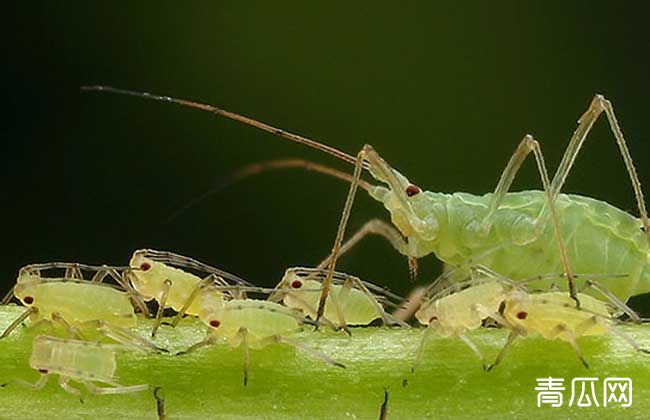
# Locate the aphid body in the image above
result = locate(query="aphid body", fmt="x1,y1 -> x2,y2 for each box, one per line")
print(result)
415,279 -> 507,337
4,335 -> 149,396
278,267 -> 401,328
14,274 -> 136,328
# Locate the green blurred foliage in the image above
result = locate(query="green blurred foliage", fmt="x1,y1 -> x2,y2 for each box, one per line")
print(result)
3,2 -> 650,311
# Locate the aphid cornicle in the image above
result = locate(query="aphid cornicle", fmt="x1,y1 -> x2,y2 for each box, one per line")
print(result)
80,87 -> 650,316
2,335 -> 149,398
178,289 -> 345,386
128,249 -> 253,336
0,263 -> 166,353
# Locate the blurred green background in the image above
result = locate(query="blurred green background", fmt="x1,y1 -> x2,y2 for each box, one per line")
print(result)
3,2 -> 650,312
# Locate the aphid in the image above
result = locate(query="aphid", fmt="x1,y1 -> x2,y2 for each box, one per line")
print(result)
178,289 -> 345,385
412,266 -> 513,371
128,249 -> 253,336
0,263 -> 165,353
81,87 -> 650,316
1,335 -> 149,397
412,266 -> 639,371
489,289 -> 650,370
275,267 -> 407,330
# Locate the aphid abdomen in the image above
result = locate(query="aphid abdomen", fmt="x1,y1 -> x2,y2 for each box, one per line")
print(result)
30,336 -> 117,381
414,191 -> 649,301
338,288 -> 382,325
218,300 -> 300,343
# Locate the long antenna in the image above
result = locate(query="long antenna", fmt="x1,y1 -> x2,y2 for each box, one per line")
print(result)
166,158 -> 375,223
81,86 -> 369,169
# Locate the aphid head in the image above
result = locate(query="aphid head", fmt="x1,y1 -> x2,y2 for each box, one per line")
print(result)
128,251 -> 163,297
13,282 -> 37,307
414,298 -> 440,327
367,166 -> 438,243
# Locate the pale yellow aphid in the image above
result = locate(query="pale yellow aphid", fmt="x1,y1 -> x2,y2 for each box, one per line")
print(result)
493,290 -> 650,369
1,335 -> 149,398
180,293 -> 344,385
128,249 -> 253,336
412,267 -> 513,370
1,263 -> 166,353
3,264 -> 135,334
276,267 -> 406,330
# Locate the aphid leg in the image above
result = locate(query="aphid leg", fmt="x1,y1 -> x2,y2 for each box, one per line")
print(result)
317,218 -> 413,277
1,286 -> 16,305
153,386 -> 166,420
486,331 -> 519,371
64,264 -> 83,279
169,276 -> 216,328
272,335 -> 345,369
90,268 -> 109,283
552,324 -> 590,369
549,95 -> 650,246
458,334 -> 488,371
238,327 -> 251,386
606,324 -> 650,355
0,307 -> 37,339
411,325 -> 434,373
151,279 -> 172,337
110,269 -> 151,318
318,146 -> 367,323
1,371 -> 49,390
51,312 -> 86,340
83,381 -> 149,395
58,376 -> 83,399
392,286 -> 426,323
480,135 -> 578,306
348,276 -> 409,328
583,280 -> 642,323
175,335 -> 219,356
93,321 -> 169,353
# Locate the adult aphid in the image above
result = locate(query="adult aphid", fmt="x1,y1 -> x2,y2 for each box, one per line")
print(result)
81,87 -> 650,319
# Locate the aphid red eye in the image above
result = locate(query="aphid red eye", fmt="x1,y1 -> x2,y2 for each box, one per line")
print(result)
429,315 -> 438,323
140,262 -> 151,271
23,296 -> 34,304
38,369 -> 48,374
209,320 -> 221,328
291,280 -> 303,289
405,184 -> 421,197
516,311 -> 528,320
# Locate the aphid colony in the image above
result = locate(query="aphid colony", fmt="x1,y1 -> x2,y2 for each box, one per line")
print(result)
1,249 -> 647,401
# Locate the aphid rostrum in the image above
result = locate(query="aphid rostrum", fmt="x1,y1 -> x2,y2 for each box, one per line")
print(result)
81,87 -> 650,317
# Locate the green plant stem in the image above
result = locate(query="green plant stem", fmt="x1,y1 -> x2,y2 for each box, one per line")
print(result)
0,306 -> 649,419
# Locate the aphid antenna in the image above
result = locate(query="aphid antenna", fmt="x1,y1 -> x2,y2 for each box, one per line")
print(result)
167,158 -> 376,223
80,86 -> 368,169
